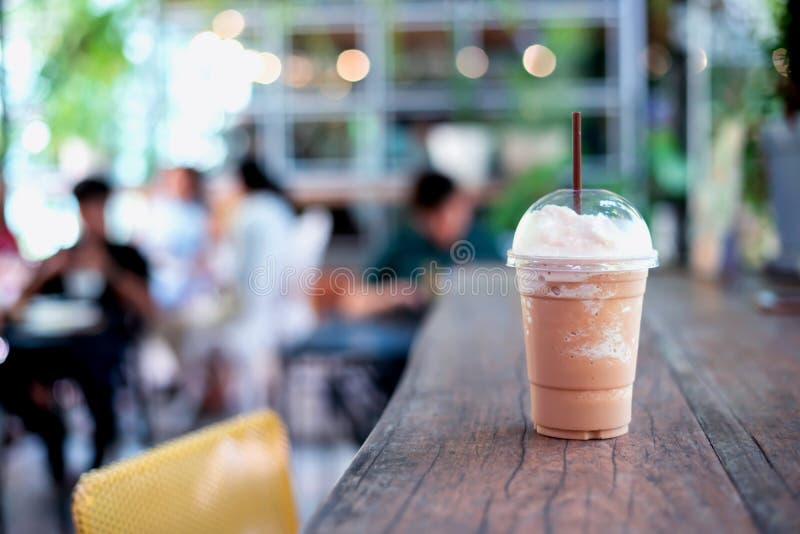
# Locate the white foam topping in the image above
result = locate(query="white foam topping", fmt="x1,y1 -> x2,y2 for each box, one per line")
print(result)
512,204 -> 654,259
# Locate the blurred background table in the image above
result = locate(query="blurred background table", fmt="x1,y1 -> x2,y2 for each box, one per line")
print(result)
307,272 -> 800,533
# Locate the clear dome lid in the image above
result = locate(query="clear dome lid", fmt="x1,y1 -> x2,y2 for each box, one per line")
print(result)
507,189 -> 658,272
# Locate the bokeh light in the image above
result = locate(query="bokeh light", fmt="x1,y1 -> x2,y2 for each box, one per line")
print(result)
689,48 -> 708,73
124,30 -> 154,64
284,55 -> 315,88
21,120 -> 50,154
5,36 -> 33,99
183,33 -> 253,113
212,9 -> 245,40
217,37 -> 245,59
240,49 -> 264,80
58,137 -> 96,178
643,43 -> 672,78
6,186 -> 80,260
456,46 -> 489,79
253,52 -> 282,85
0,337 -> 8,365
188,31 -> 221,55
523,44 -> 557,77
336,49 -> 370,82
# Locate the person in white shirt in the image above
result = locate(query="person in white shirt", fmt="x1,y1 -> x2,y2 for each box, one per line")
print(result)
224,159 -> 296,411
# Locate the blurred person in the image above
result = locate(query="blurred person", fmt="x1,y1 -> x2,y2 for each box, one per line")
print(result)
761,77 -> 800,277
137,167 -> 214,398
3,176 -> 153,477
312,171 -> 500,441
342,170 -> 499,318
141,167 -> 209,310
372,169 -> 499,274
222,158 -> 295,411
0,180 -> 30,310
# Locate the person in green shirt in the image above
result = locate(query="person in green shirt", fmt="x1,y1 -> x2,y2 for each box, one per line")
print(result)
319,171 -> 500,440
370,170 -> 500,279
339,170 -> 499,320
305,171 -> 500,443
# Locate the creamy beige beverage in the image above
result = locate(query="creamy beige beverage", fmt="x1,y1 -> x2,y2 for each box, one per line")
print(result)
508,191 -> 657,440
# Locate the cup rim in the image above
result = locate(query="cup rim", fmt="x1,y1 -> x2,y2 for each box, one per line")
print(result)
506,250 -> 659,272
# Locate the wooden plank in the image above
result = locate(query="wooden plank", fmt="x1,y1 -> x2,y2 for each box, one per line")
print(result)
646,275 -> 800,533
306,276 -> 756,533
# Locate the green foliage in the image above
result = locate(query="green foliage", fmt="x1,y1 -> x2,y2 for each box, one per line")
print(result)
486,161 -> 562,231
742,128 -> 769,211
25,0 -> 134,159
486,159 -> 646,231
510,25 -> 598,121
648,128 -> 686,198
585,176 -> 635,199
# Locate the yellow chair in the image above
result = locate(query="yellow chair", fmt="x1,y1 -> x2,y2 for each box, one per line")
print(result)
72,410 -> 298,534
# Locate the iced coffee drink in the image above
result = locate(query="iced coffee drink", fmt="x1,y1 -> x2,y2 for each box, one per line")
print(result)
508,190 -> 658,440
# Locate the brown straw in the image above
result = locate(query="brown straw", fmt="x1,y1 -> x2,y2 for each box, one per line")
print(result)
572,111 -> 582,214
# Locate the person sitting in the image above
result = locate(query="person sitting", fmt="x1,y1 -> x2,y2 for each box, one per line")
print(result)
308,170 -> 500,442
7,176 -> 154,474
374,169 -> 499,274
342,169 -> 500,318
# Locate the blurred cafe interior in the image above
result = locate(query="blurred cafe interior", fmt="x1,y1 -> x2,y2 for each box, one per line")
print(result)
0,0 -> 797,531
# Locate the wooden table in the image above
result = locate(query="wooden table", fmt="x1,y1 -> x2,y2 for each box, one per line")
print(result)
306,273 -> 800,533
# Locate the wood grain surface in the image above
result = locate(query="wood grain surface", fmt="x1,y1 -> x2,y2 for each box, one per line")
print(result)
306,274 -> 799,533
